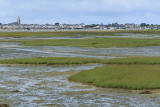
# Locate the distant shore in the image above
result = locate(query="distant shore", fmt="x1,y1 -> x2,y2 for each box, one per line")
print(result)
0,29 -> 150,32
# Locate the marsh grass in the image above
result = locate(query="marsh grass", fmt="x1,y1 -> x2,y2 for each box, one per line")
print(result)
0,32 -> 76,37
68,56 -> 160,90
0,57 -> 102,65
1,57 -> 160,65
0,31 -> 116,38
69,65 -> 160,90
11,38 -> 160,48
103,57 -> 160,65
1,30 -> 160,38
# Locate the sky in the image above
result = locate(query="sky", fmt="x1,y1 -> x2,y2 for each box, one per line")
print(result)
0,0 -> 160,24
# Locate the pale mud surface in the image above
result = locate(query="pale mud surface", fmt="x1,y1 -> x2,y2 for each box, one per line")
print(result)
0,34 -> 160,107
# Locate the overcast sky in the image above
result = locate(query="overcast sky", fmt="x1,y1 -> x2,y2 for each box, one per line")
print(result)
0,0 -> 160,24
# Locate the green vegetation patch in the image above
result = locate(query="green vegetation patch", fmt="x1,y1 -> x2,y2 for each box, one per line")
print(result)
104,57 -> 160,65
69,65 -> 160,90
12,38 -> 160,48
0,57 -> 102,65
0,32 -> 76,38
1,30 -> 160,38
0,31 -> 116,38
1,57 -> 160,65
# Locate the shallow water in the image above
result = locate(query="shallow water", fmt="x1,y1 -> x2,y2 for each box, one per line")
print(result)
0,64 -> 99,106
1,42 -> 160,60
0,42 -> 119,59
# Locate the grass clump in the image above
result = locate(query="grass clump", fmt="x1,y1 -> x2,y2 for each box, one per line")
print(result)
69,65 -> 160,90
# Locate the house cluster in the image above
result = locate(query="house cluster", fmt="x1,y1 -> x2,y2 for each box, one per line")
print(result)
86,23 -> 160,30
0,17 -> 160,30
0,23 -> 86,30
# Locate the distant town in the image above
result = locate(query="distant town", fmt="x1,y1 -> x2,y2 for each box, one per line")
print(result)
0,16 -> 160,31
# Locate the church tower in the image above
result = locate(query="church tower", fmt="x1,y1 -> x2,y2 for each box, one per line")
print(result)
17,16 -> 21,25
